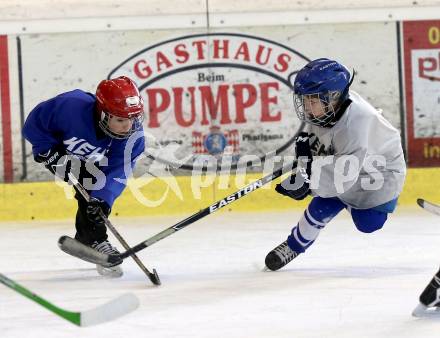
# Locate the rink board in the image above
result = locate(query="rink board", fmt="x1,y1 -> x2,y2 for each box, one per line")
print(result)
0,167 -> 437,221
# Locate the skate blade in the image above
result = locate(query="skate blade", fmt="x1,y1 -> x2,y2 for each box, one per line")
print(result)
96,264 -> 123,278
412,303 -> 440,318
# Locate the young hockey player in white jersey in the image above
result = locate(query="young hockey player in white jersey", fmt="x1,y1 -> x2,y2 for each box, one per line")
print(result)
265,58 -> 406,271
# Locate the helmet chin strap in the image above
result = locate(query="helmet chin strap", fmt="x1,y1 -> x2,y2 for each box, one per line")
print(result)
322,98 -> 352,128
98,110 -> 144,139
319,69 -> 355,128
98,111 -> 130,139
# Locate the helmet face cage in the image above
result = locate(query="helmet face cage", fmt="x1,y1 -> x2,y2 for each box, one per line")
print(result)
291,58 -> 353,128
99,111 -> 144,139
293,90 -> 341,127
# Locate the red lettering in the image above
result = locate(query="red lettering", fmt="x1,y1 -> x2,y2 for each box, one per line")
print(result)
156,52 -> 173,72
233,84 -> 257,123
260,82 -> 281,122
234,42 -> 250,61
418,53 -> 440,80
173,87 -> 196,127
134,59 -> 152,79
213,40 -> 229,59
199,85 -> 231,125
192,40 -> 207,60
144,81 -> 282,128
146,88 -> 170,128
274,53 -> 291,73
175,44 -> 190,64
256,45 -> 272,66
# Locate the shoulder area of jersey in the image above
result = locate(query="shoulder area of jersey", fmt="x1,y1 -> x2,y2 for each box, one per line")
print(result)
54,89 -> 96,103
346,91 -> 382,118
324,91 -> 371,133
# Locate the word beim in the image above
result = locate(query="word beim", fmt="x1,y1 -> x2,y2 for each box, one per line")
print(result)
146,82 -> 283,128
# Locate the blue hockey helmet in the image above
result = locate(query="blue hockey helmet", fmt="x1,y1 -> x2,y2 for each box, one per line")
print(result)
291,58 -> 353,127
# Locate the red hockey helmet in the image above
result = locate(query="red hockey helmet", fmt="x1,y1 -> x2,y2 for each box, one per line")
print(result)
96,76 -> 144,139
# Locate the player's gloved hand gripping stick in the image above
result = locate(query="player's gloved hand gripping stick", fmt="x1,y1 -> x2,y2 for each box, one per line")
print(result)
35,147 -> 72,182
275,132 -> 312,201
58,160 -> 298,268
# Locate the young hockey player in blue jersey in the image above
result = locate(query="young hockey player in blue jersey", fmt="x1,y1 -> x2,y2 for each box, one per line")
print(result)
22,76 -> 145,277
265,58 -> 407,271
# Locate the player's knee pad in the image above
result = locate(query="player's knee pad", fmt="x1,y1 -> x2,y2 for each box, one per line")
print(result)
350,208 -> 388,233
308,196 -> 345,223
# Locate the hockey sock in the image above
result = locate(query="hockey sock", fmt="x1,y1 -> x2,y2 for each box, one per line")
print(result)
287,197 -> 345,253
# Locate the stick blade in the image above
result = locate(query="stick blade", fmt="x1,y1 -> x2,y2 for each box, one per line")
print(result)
58,236 -> 114,267
417,198 -> 440,216
80,293 -> 139,327
150,268 -> 161,285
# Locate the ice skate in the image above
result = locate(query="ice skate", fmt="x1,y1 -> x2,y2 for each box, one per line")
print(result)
412,269 -> 440,317
91,240 -> 123,278
265,241 -> 299,271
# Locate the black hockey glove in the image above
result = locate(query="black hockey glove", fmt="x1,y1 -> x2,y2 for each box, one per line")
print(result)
275,132 -> 313,201
35,146 -> 71,182
275,168 -> 311,200
86,198 -> 111,226
294,132 -> 313,159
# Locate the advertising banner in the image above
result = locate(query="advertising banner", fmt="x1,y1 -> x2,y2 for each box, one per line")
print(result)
403,20 -> 440,167
13,22 -> 399,180
109,33 -> 308,171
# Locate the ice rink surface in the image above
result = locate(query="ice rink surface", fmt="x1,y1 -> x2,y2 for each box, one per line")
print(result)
1,206 -> 440,337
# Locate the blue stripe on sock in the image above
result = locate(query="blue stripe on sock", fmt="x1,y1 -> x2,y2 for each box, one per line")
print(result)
295,226 -> 311,245
304,210 -> 325,230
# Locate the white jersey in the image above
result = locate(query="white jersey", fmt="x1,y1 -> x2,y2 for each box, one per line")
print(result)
304,91 -> 406,209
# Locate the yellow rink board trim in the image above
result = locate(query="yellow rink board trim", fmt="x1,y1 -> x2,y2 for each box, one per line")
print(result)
0,168 -> 438,221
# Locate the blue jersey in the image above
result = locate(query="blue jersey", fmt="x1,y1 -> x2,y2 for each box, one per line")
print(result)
22,89 -> 145,207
